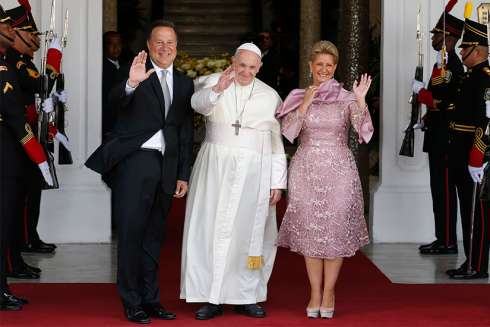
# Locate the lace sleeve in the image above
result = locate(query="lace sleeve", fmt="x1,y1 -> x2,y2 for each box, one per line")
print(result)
349,102 -> 374,144
281,109 -> 306,143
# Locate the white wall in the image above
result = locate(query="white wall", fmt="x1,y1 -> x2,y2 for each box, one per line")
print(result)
373,0 -> 487,242
3,0 -> 110,242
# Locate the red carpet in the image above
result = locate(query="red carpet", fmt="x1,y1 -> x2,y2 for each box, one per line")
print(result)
2,199 -> 490,326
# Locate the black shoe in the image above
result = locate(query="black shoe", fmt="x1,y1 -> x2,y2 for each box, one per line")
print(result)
7,267 -> 40,279
22,242 -> 55,254
142,304 -> 176,320
450,270 -> 489,280
419,240 -> 439,250
0,294 -> 22,311
420,243 -> 458,255
125,306 -> 151,324
23,262 -> 41,273
233,304 -> 266,318
446,264 -> 467,276
2,292 -> 28,305
38,240 -> 57,249
195,303 -> 223,320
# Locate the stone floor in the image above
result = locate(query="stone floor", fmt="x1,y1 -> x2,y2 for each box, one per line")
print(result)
10,242 -> 489,284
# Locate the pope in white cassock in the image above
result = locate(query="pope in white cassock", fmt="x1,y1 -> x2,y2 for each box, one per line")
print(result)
180,43 -> 287,320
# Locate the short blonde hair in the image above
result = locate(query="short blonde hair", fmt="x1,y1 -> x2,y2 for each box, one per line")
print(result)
310,40 -> 339,64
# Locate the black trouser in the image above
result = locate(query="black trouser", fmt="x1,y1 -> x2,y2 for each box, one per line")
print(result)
449,160 -> 489,273
9,165 -> 42,272
111,150 -> 173,308
428,150 -> 458,246
0,178 -> 25,294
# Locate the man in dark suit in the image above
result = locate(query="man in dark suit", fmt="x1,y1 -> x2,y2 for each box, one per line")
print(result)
86,20 -> 194,323
256,31 -> 281,91
102,31 -> 123,139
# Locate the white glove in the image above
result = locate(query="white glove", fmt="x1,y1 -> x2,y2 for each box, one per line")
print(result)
413,121 -> 425,130
55,132 -> 71,152
38,161 -> 54,186
468,165 -> 484,183
436,51 -> 448,68
42,97 -> 54,113
412,79 -> 424,94
54,90 -> 68,104
486,100 -> 490,119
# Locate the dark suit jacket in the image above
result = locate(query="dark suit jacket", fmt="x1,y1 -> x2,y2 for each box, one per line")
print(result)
86,58 -> 194,194
102,57 -> 120,137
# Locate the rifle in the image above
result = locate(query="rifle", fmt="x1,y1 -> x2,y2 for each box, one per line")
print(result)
56,9 -> 72,164
400,6 -> 424,157
38,0 -> 59,189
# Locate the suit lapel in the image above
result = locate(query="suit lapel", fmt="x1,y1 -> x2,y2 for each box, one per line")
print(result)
146,59 -> 166,119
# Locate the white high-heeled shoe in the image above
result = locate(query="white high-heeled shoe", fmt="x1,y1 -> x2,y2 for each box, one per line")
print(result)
306,307 -> 320,318
320,295 -> 335,319
319,307 -> 334,319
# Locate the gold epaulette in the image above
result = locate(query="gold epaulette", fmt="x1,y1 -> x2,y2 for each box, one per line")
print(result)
484,67 -> 490,76
0,114 -> 3,122
449,122 -> 476,132
0,65 -> 7,72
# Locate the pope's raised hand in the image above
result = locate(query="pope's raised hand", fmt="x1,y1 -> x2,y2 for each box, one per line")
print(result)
212,66 -> 234,93
128,51 -> 155,87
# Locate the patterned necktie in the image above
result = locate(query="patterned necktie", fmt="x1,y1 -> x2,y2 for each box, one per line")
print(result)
160,69 -> 171,117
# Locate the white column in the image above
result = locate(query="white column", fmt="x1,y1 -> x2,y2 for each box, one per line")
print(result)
4,0 -> 110,242
373,0 -> 484,242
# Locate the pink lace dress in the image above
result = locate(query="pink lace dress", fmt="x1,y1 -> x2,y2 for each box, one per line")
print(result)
276,79 -> 373,258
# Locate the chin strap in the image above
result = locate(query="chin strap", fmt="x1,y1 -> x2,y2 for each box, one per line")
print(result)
462,45 -> 476,62
15,30 -> 34,50
0,31 -> 14,43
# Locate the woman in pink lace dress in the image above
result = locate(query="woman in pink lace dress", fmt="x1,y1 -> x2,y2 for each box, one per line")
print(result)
276,41 -> 373,319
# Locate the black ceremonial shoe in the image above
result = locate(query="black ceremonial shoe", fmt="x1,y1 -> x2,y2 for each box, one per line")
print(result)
22,242 -> 55,254
446,264 -> 467,276
7,267 -> 40,279
0,294 -> 22,311
23,262 -> 41,273
450,270 -> 489,280
125,306 -> 151,324
234,303 -> 266,318
142,304 -> 176,320
195,303 -> 223,320
38,240 -> 57,249
419,240 -> 439,251
420,243 -> 458,255
2,292 -> 29,305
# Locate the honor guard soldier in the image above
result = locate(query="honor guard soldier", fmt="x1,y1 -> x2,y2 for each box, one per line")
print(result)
446,18 -> 490,279
5,1 -> 57,276
0,5 -> 54,310
412,0 -> 464,255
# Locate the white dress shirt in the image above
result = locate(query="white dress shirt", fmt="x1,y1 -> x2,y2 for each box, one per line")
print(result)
125,61 -> 173,154
106,57 -> 120,69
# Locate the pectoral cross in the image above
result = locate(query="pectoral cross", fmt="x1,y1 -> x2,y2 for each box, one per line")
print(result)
232,120 -> 241,135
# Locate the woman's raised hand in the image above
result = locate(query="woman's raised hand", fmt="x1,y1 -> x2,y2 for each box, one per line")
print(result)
299,85 -> 318,116
352,73 -> 372,106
